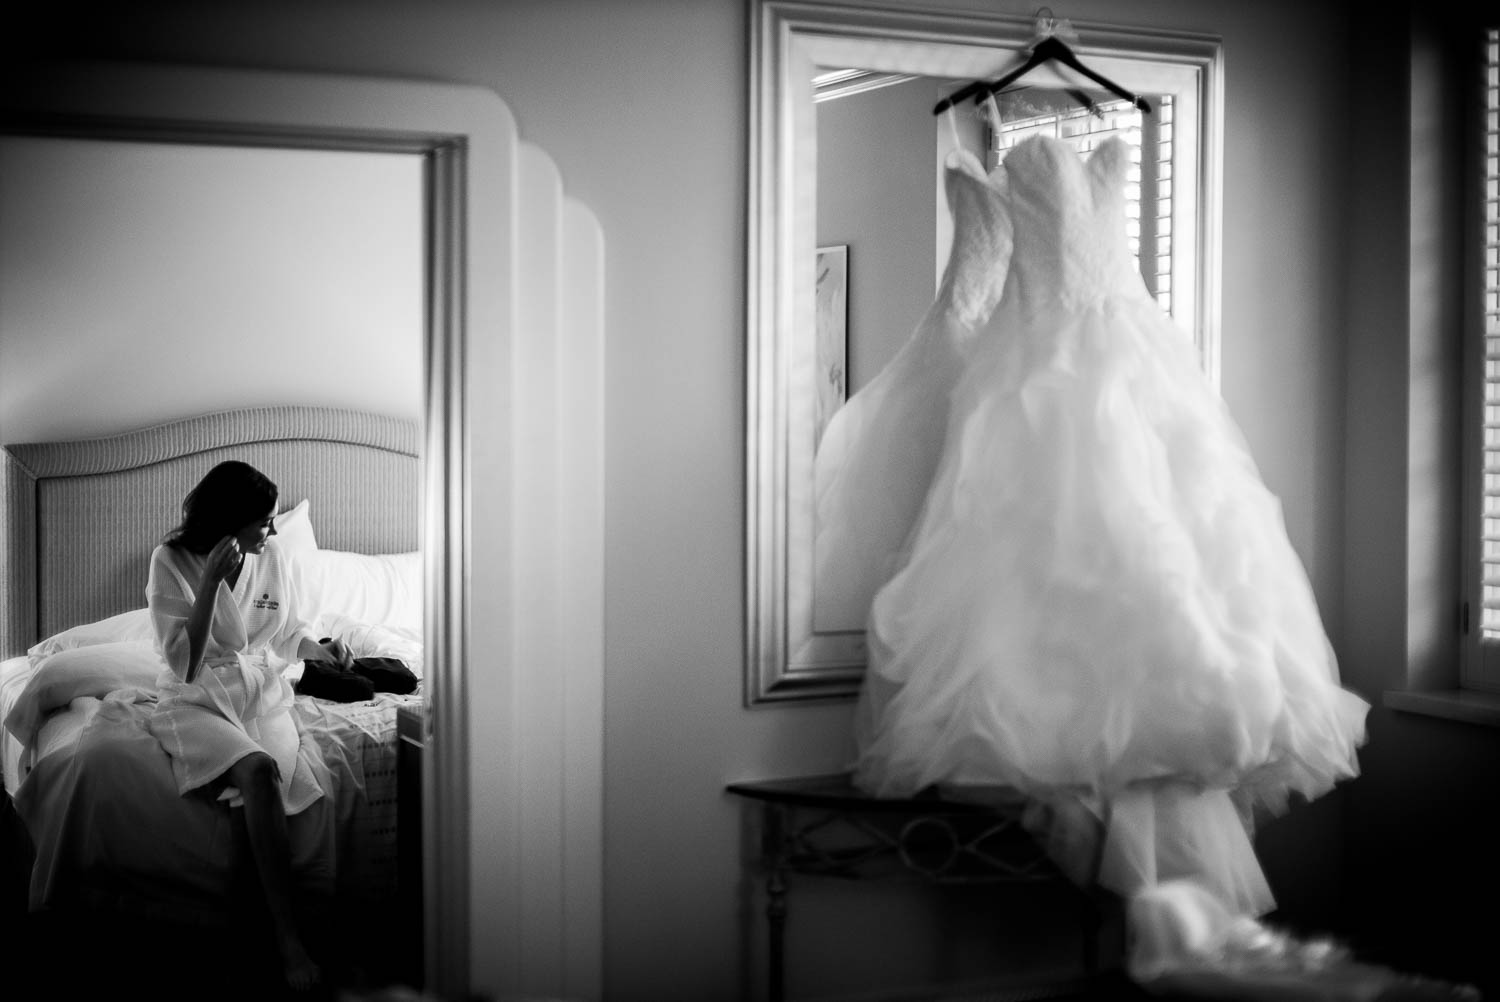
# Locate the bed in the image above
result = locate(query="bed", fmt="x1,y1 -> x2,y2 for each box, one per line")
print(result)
0,405 -> 425,949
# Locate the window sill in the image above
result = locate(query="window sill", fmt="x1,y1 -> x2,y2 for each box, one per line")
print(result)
1383,688 -> 1500,728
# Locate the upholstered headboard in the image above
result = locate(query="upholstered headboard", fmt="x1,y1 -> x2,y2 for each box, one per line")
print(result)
0,406 -> 420,658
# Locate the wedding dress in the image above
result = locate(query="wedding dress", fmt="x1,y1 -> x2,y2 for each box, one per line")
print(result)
849,134 -> 1371,979
813,148 -> 1012,632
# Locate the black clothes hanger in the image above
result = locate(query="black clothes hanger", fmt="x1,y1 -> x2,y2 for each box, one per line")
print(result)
933,33 -> 1153,117
1061,88 -> 1103,119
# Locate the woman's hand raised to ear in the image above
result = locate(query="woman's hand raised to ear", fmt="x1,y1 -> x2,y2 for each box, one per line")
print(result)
202,535 -> 243,589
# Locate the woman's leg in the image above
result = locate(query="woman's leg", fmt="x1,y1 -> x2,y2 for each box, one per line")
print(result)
227,752 -> 319,991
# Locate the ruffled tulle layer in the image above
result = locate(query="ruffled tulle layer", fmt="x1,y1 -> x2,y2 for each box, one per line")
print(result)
1128,878 -> 1481,1000
854,293 -> 1367,817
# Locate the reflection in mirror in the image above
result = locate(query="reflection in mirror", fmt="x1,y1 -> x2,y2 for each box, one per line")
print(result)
811,80 -> 1178,638
0,130 -> 428,990
747,0 -> 1222,703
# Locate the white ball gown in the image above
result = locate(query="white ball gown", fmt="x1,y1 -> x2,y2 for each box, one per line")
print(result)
848,134 -> 1372,982
813,148 -> 1013,632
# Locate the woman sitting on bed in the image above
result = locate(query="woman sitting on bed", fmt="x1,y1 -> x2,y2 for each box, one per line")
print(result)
145,460 -> 352,992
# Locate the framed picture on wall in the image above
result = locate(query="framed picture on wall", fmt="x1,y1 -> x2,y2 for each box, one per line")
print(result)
814,243 -> 848,450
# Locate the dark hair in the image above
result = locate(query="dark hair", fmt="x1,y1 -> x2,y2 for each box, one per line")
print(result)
165,460 -> 279,555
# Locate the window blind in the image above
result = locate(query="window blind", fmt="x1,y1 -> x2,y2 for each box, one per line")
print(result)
1479,30 -> 1500,637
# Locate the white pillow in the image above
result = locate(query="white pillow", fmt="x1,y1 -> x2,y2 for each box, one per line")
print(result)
297,549 -> 422,633
274,498 -> 319,553
28,608 -> 156,658
2,641 -> 166,750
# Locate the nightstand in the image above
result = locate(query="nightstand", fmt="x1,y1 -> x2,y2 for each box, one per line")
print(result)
396,701 -> 427,990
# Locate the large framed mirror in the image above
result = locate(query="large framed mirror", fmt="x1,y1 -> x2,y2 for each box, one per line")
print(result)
746,0 -> 1223,703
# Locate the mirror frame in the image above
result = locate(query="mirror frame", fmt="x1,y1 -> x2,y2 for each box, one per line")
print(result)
746,0 -> 1224,704
0,61 -> 475,995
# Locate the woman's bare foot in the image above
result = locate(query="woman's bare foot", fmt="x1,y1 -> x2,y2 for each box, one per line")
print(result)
282,937 -> 321,993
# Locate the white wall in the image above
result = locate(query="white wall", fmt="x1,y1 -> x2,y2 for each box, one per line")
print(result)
817,77 -> 938,394
3,1 -> 1378,999
0,136 -> 422,444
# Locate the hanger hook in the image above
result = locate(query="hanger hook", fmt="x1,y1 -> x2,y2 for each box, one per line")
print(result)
1031,7 -> 1078,46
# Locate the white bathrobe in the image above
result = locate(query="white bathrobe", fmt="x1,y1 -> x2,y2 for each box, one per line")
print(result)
146,537 -> 326,814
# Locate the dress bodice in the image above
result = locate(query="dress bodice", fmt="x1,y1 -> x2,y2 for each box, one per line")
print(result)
996,135 -> 1146,321
937,149 -> 1013,336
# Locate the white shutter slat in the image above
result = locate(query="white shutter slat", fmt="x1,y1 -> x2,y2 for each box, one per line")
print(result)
1479,29 -> 1500,644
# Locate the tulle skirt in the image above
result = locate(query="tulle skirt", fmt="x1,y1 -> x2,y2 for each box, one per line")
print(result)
815,314 -> 974,634
852,292 -> 1368,915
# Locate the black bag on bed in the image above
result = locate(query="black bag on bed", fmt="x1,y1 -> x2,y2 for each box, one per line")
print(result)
351,656 -> 418,696
297,639 -> 418,701
295,657 -> 374,702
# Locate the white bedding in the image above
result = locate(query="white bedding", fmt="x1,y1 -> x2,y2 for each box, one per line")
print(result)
1,654 -> 32,794
33,695 -> 101,773
294,690 -> 416,902
3,616 -> 424,921
3,623 -> 420,796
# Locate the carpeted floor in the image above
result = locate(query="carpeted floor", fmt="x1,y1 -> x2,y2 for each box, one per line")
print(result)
15,907 -> 416,1002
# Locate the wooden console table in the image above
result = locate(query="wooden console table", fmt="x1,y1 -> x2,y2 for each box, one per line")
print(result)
725,773 -> 1110,1002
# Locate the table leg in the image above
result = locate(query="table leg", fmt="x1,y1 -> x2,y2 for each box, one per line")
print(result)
765,804 -> 788,1002
767,865 -> 788,1002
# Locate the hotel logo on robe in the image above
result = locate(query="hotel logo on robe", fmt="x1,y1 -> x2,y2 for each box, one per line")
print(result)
253,594 -> 280,611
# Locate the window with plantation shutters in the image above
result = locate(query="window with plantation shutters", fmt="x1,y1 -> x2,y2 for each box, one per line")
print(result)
1468,28 -> 1500,686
